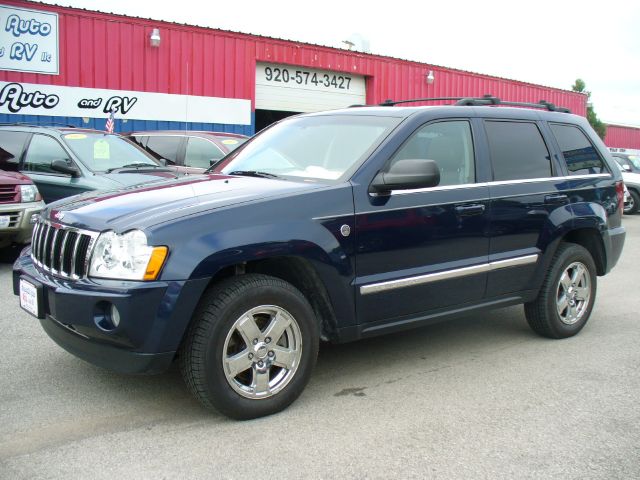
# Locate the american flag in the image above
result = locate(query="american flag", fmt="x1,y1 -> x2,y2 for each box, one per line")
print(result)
105,109 -> 115,133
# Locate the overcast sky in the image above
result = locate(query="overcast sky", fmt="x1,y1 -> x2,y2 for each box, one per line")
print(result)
43,0 -> 640,126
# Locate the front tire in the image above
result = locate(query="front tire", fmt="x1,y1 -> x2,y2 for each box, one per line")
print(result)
524,243 -> 597,339
180,274 -> 319,419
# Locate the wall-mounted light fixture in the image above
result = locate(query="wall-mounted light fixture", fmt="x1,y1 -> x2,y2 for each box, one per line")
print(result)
150,28 -> 161,48
426,70 -> 435,85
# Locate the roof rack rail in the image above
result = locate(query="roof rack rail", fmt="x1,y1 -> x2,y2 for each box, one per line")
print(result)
380,97 -> 464,106
455,95 -> 571,113
378,94 -> 571,113
0,122 -> 78,128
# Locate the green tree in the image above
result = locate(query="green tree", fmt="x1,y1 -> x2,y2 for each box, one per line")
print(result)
571,78 -> 607,140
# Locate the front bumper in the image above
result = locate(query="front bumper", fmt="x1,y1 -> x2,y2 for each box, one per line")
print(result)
13,252 -> 209,374
0,201 -> 44,244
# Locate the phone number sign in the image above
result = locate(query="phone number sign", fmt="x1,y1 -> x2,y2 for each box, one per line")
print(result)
256,63 -> 365,95
0,5 -> 59,75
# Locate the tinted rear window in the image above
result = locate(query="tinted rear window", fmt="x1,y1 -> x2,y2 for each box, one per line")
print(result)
485,121 -> 552,181
550,124 -> 607,175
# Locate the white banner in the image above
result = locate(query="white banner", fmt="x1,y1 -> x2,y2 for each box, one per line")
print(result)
0,81 -> 252,125
0,5 -> 59,75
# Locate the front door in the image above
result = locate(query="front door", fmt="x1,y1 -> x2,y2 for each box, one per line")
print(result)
21,134 -> 85,203
354,120 -> 490,329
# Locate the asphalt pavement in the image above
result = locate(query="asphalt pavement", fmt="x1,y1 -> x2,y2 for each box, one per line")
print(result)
1,217 -> 639,479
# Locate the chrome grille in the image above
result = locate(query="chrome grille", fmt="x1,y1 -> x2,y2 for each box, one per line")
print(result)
31,220 -> 99,279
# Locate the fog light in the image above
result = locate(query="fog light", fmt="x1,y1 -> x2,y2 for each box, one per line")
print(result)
111,304 -> 121,328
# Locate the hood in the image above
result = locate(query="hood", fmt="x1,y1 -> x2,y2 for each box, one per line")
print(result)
45,174 -> 323,232
0,170 -> 34,185
95,169 -> 180,187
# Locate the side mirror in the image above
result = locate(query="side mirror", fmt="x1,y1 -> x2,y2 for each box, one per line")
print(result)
369,159 -> 440,194
51,159 -> 79,177
623,164 -> 632,172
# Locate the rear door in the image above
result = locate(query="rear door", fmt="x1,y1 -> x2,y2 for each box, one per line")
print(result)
355,119 -> 491,327
483,119 -> 568,297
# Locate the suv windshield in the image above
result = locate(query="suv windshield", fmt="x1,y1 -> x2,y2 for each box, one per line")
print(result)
213,115 -> 400,182
62,133 -> 159,172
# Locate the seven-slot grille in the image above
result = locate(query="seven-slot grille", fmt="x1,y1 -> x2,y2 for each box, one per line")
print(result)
31,220 -> 98,279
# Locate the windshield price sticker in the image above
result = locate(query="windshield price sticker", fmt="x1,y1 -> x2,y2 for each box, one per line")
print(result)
262,66 -> 354,91
93,140 -> 110,160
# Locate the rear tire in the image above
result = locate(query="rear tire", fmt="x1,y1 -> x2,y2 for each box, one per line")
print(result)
624,189 -> 639,215
180,274 -> 319,420
524,243 -> 597,339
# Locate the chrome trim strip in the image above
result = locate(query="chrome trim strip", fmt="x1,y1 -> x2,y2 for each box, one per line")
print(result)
70,233 -> 82,279
49,228 -> 59,273
381,173 -> 612,196
58,230 -> 71,277
489,254 -> 539,270
360,254 -> 539,295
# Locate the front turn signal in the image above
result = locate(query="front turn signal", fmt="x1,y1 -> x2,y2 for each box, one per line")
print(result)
144,246 -> 168,280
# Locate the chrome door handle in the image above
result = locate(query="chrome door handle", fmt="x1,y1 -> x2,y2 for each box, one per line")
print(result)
455,204 -> 486,216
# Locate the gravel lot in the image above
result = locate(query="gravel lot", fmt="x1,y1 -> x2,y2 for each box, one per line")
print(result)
1,217 -> 639,479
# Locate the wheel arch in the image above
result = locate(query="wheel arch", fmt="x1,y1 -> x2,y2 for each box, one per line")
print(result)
561,228 -> 607,276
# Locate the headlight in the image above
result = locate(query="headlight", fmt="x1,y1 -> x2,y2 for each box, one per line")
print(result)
89,230 -> 168,281
20,184 -> 41,203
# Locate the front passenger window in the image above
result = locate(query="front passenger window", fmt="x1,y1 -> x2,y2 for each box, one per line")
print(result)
24,135 -> 72,174
391,121 -> 475,186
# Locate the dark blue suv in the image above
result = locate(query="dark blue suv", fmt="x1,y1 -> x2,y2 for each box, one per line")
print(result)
13,98 -> 626,419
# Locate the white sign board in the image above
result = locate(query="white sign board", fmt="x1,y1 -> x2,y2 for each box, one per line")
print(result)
256,63 -> 366,113
0,81 -> 252,125
0,5 -> 59,75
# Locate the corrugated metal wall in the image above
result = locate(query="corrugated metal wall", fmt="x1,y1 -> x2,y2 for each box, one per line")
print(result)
605,124 -> 640,149
1,0 -> 588,135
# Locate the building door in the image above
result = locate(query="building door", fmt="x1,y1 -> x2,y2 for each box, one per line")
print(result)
255,63 -> 366,131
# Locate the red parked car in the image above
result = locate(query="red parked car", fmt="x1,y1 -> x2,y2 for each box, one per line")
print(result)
0,170 -> 45,249
126,131 -> 248,174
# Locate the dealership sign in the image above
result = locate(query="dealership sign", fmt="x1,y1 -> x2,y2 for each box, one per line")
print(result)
0,81 -> 252,125
0,5 -> 59,75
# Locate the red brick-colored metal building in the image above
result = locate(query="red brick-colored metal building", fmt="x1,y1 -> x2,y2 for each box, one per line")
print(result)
0,0 -> 596,135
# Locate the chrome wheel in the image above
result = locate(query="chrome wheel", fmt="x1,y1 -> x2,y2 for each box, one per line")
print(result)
222,305 -> 303,399
556,261 -> 591,325
623,194 -> 634,214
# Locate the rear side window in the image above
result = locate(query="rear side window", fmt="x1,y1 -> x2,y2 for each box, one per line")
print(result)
549,124 -> 606,175
0,131 -> 29,172
143,136 -> 181,165
485,121 -> 551,181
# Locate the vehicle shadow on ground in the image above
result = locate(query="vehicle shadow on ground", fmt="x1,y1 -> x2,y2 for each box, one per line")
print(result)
40,305 -> 535,423
0,245 -> 22,265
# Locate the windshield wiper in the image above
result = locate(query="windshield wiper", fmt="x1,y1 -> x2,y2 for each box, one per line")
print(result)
105,163 -> 162,173
227,170 -> 280,179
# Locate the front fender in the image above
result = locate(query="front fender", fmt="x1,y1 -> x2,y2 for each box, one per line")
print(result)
149,185 -> 356,328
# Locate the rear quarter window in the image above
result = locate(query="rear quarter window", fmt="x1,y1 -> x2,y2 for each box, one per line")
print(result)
549,124 -> 607,175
